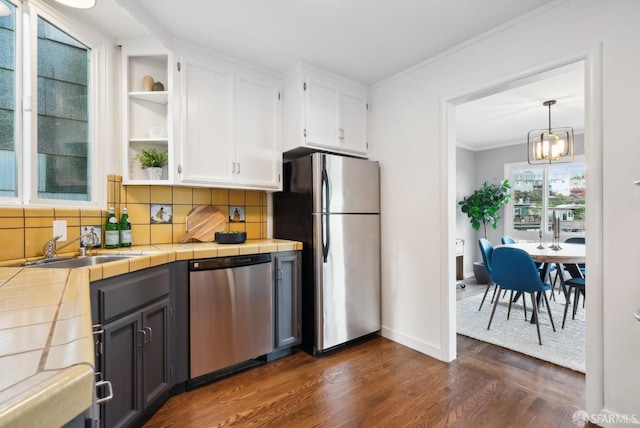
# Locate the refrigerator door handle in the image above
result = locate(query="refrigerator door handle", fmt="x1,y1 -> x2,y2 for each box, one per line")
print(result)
321,159 -> 330,262
321,156 -> 330,213
322,214 -> 330,263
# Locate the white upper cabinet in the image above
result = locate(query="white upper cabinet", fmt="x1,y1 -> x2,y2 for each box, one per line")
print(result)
284,62 -> 368,158
339,90 -> 368,154
121,42 -> 175,184
305,79 -> 340,147
235,75 -> 281,188
179,60 -> 235,185
177,56 -> 282,190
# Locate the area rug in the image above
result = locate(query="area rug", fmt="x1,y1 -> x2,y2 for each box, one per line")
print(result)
456,290 -> 585,373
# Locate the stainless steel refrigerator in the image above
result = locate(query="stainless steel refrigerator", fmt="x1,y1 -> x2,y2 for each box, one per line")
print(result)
274,153 -> 380,354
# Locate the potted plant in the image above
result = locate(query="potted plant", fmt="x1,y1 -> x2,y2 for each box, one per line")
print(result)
458,180 -> 511,283
135,148 -> 168,180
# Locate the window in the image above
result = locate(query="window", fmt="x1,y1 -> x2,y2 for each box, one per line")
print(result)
506,157 -> 586,237
0,0 -> 97,205
0,0 -> 17,197
36,17 -> 91,200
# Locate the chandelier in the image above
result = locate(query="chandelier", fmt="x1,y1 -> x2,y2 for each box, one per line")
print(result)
527,100 -> 574,165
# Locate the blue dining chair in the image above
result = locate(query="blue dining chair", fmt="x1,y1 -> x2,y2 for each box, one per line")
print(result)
562,277 -> 586,328
564,236 -> 586,277
501,235 -> 557,297
477,238 -> 498,311
551,237 -> 586,298
488,246 -> 556,345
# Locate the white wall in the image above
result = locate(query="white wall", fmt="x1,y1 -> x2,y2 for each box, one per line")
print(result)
369,0 -> 640,421
455,147 -> 476,277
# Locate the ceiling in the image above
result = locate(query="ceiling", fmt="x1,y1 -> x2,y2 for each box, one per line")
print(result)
52,0 -> 584,149
57,0 -> 558,85
456,62 -> 585,151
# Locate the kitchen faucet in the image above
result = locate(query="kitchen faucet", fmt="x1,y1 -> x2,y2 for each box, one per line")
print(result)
43,230 -> 100,259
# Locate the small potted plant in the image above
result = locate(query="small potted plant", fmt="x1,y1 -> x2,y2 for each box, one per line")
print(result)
135,148 -> 168,180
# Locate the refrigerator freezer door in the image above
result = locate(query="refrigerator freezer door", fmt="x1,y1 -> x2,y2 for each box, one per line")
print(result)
312,153 -> 379,214
313,212 -> 381,351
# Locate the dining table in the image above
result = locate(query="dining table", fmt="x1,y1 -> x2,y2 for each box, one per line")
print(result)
500,241 -> 586,323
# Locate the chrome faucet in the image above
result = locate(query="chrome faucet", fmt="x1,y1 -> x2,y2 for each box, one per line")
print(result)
43,231 -> 100,259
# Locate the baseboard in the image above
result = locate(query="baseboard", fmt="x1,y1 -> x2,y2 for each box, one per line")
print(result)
380,326 -> 444,361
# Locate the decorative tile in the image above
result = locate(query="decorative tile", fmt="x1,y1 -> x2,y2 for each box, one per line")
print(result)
229,206 -> 245,222
151,204 -> 172,224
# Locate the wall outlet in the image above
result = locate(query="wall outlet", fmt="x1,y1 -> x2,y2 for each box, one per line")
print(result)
53,220 -> 67,241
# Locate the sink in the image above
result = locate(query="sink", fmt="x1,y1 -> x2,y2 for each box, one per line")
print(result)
22,255 -> 142,268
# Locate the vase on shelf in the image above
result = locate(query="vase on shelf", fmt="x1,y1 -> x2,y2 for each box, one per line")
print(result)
147,167 -> 163,180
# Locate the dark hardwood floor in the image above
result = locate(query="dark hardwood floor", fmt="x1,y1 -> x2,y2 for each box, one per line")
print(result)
144,335 -> 591,427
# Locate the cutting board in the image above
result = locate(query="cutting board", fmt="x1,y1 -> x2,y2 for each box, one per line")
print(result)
180,206 -> 226,243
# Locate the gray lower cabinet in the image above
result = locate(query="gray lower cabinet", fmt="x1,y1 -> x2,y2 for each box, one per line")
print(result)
92,265 -> 172,428
272,251 -> 302,350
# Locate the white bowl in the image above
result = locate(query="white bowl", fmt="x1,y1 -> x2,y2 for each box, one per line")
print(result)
148,127 -> 166,138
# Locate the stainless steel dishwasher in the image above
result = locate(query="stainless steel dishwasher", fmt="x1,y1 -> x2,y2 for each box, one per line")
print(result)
189,254 -> 273,379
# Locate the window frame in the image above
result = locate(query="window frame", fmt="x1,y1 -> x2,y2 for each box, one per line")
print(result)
0,0 -> 22,204
504,154 -> 586,240
1,0 -> 104,207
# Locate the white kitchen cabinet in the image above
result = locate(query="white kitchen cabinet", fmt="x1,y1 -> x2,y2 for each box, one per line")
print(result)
179,60 -> 235,185
121,42 -> 175,184
284,62 -> 368,158
178,57 -> 282,190
235,75 -> 281,188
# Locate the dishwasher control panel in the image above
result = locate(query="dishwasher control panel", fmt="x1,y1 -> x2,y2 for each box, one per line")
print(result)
189,253 -> 271,271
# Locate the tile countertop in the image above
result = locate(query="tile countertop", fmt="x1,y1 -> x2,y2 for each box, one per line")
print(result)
0,239 -> 302,428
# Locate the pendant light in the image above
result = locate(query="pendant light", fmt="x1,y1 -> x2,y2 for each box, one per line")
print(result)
50,0 -> 96,9
527,100 -> 574,165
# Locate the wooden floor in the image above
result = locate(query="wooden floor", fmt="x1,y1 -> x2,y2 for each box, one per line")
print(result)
144,335 -> 591,427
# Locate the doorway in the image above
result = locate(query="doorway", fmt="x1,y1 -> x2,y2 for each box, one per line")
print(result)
443,52 -> 604,411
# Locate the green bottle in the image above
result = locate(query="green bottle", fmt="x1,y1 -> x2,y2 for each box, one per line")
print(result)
119,207 -> 132,247
104,207 -> 119,248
